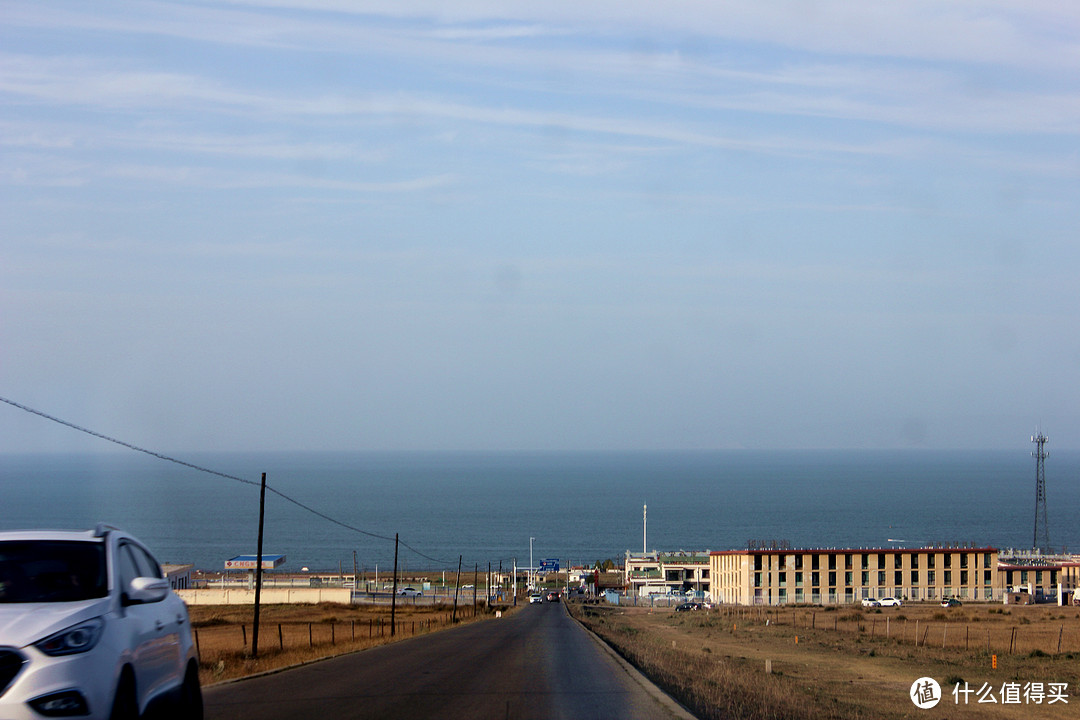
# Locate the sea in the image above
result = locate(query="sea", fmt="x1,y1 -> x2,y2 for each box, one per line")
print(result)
1,450 -> 1077,574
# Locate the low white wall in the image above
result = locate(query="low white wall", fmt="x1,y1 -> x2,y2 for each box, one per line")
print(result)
178,588 -> 353,605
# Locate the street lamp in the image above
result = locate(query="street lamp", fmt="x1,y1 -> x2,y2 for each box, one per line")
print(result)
530,537 -> 534,591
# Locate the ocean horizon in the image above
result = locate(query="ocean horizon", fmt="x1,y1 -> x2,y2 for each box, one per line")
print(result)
1,449 -> 1076,573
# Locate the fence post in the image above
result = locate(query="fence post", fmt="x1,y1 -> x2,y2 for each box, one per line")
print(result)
309,623 -> 313,648
278,624 -> 283,651
241,624 -> 247,647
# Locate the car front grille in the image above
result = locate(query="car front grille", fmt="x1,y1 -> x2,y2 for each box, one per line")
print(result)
0,649 -> 25,697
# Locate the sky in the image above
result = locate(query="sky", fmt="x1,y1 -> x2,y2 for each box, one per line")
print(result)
2,1 -> 1079,454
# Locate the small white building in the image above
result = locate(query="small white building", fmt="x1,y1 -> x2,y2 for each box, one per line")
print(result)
162,563 -> 194,591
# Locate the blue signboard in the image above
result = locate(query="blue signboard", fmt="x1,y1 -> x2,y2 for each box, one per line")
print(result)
538,558 -> 560,573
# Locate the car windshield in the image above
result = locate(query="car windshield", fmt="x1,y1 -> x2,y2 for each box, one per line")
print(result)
0,541 -> 108,603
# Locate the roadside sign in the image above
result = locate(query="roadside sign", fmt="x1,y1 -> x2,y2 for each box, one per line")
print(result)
225,554 -> 286,570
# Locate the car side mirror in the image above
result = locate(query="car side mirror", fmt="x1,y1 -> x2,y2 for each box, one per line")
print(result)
123,577 -> 170,605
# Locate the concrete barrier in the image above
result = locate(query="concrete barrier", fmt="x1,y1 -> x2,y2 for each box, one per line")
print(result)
178,588 -> 353,605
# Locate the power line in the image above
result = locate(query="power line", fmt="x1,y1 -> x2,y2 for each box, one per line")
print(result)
0,394 -> 461,566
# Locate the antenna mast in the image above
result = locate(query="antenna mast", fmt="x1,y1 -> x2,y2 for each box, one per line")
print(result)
1032,431 -> 1050,553
643,504 -> 647,554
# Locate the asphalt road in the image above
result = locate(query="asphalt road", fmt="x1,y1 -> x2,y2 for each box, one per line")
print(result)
203,601 -> 695,720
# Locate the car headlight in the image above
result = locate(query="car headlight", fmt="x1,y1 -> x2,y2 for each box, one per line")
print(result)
34,618 -> 104,656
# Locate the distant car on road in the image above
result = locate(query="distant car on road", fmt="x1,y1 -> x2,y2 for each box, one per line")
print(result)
545,591 -> 559,602
941,598 -> 962,607
0,524 -> 202,720
861,598 -> 881,607
398,587 -> 422,598
879,597 -> 902,607
674,602 -> 701,612
528,593 -> 543,604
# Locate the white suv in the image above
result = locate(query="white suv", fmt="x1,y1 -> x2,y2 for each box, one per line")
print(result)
0,525 -> 201,719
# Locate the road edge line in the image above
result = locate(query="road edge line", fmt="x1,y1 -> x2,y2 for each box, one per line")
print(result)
564,603 -> 699,720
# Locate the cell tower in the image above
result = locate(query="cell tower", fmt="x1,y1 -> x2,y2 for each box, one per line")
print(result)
1032,431 -> 1050,553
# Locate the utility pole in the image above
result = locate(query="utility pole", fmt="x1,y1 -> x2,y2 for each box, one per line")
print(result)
452,556 -> 462,623
643,503 -> 647,554
251,472 -> 267,659
530,537 -> 534,591
513,559 -> 517,606
391,533 -> 399,637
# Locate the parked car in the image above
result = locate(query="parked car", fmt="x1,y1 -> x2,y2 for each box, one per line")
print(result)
879,597 -> 902,607
941,598 -> 962,607
0,524 -> 201,720
398,587 -> 422,598
861,598 -> 881,607
528,593 -> 543,604
674,602 -> 702,612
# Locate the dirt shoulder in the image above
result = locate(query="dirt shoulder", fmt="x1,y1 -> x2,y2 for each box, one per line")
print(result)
569,602 -> 1079,720
189,601 -> 517,685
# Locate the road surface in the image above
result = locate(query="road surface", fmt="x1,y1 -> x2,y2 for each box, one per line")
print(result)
204,601 -> 695,720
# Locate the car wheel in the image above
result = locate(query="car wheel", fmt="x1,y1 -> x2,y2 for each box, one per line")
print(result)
179,662 -> 204,720
109,669 -> 138,720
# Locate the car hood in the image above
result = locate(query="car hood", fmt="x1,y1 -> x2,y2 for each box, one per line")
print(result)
0,599 -> 111,648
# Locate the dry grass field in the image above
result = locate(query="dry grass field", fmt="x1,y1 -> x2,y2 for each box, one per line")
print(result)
568,601 -> 1080,720
190,601 -> 501,685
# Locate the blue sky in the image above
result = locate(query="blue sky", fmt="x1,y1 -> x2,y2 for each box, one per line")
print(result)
2,1 -> 1079,453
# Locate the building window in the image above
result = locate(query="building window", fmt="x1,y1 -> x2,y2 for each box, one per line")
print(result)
877,553 -> 885,569
910,570 -> 919,584
861,553 -> 869,569
702,569 -> 709,579
861,571 -> 869,585
985,570 -> 993,585
944,570 -> 951,584
754,572 -> 762,588
845,554 -> 853,570
755,556 -> 763,571
812,555 -> 820,570
779,572 -> 787,586
795,572 -> 803,587
828,571 -> 836,587
844,571 -> 852,586
795,555 -> 803,570
829,555 -> 837,570
944,554 -> 952,568
928,570 -> 935,584
894,571 -> 902,586
811,571 -> 820,587
877,571 -> 885,585
894,555 -> 903,569
912,555 -> 920,569
960,570 -> 969,585
984,553 -> 992,568
960,554 -> 968,569
928,554 -> 935,569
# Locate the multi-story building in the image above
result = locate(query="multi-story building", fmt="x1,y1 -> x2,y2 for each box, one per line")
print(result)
625,550 -> 710,596
997,549 -> 1070,602
710,545 -> 1000,605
